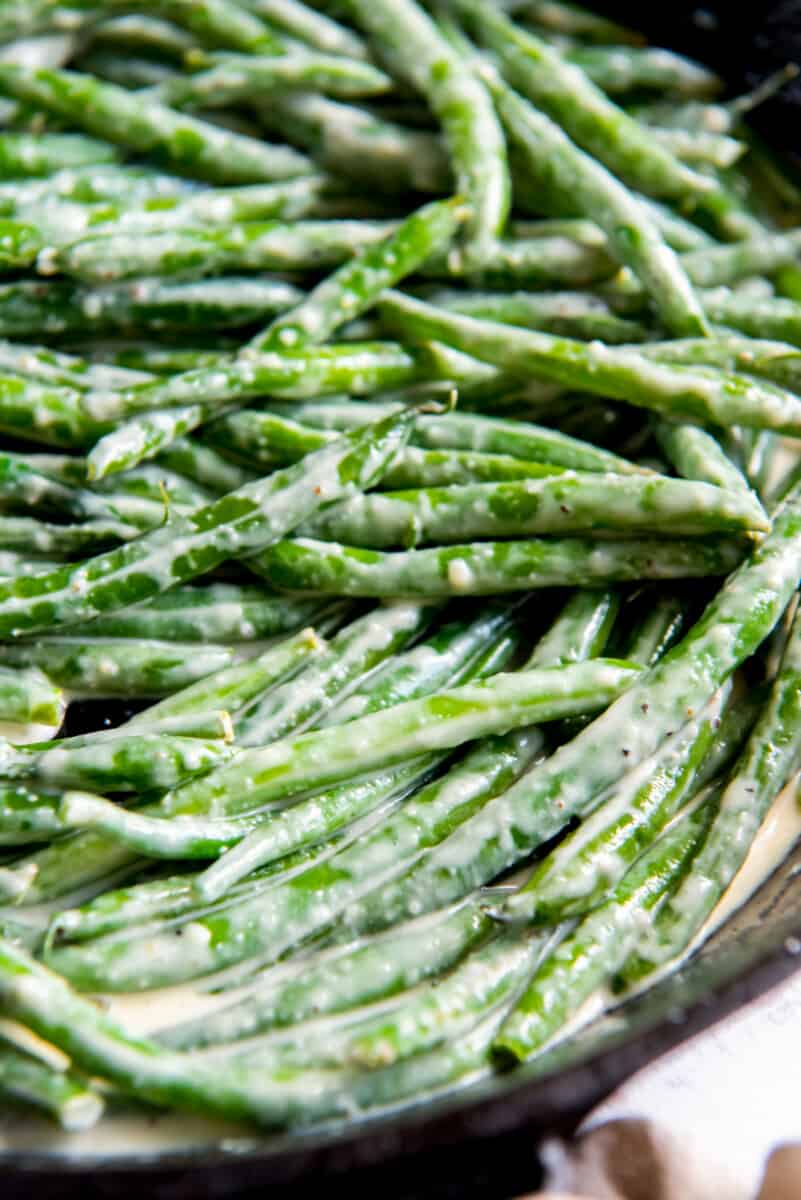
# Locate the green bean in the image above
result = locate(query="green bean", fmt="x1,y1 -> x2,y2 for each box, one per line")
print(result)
342,0 -> 510,268
493,795 -> 718,1062
271,398 -> 644,474
22,177 -> 332,240
0,638 -> 245,698
0,65 -> 314,184
125,623 -> 333,728
517,0 -> 640,43
381,292 -> 801,436
87,345 -> 425,477
0,339 -> 151,391
62,584 -> 324,643
0,516 -> 142,556
0,277 -> 307,340
250,197 -> 466,353
5,728 -> 233,793
53,219 -> 396,284
422,232 -> 619,287
480,63 -> 708,338
649,128 -> 745,170
637,334 -> 801,397
0,1042 -> 104,1131
243,0 -> 369,58
10,0 -> 284,53
157,439 -> 257,495
158,52 -> 391,109
208,409 -> 576,486
303,473 -> 767,549
334,479 -> 801,938
0,407 -> 415,639
0,130 -> 121,175
74,50 -> 176,91
0,164 -> 192,212
622,598 -> 801,982
251,534 -> 745,598
422,288 -> 651,342
84,13 -> 198,60
702,290 -> 801,350
257,92 -> 450,194
683,231 -> 801,289
654,421 -> 764,507
0,665 -> 64,727
564,45 -> 721,98
454,0 -> 712,204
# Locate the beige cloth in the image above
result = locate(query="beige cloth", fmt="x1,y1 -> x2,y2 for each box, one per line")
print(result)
515,970 -> 801,1199
521,1129 -> 801,1199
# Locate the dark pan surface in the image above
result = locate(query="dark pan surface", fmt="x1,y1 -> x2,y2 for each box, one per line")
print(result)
6,4 -> 801,1193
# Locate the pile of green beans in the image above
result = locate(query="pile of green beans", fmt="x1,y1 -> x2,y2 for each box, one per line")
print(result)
0,0 -> 800,1144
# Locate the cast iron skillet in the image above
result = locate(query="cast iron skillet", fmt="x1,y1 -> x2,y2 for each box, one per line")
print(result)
6,4 -> 801,1195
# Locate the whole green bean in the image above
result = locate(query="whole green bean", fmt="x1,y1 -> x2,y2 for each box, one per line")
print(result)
251,535 -> 745,598
303,474 -> 767,548
242,0 -> 368,58
5,729 -> 232,794
480,62 -> 708,337
54,219 -> 395,285
565,45 -> 721,98
0,65 -> 314,184
0,638 -> 243,698
381,292 -> 801,436
342,0 -> 510,268
0,277 -> 306,340
702,290 -> 801,350
208,410 -> 576,487
87,343 -> 426,429
423,288 -> 651,342
257,92 -> 450,194
63,584 -> 324,643
158,51 -> 392,108
270,399 -> 644,474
